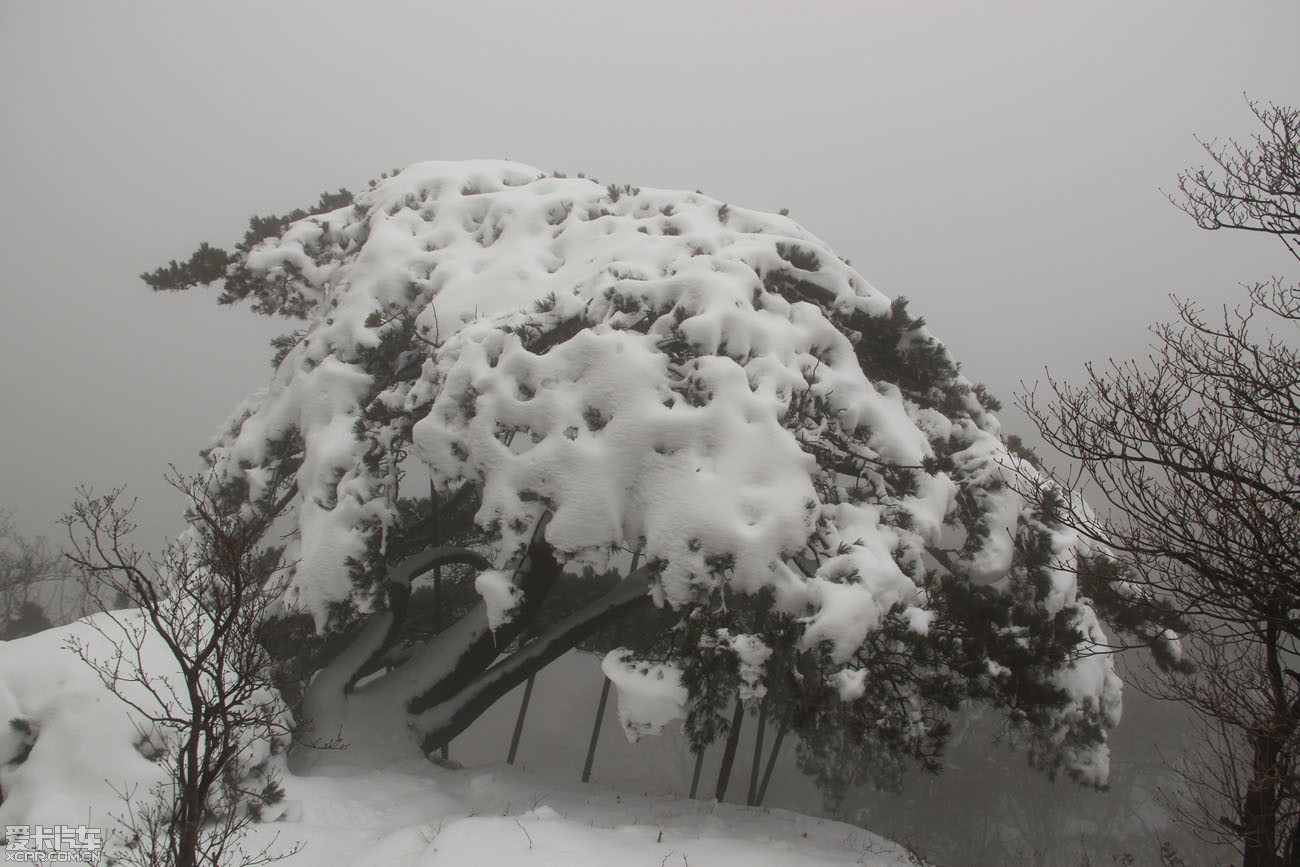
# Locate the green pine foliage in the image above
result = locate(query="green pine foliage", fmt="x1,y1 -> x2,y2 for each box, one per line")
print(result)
140,188 -> 354,317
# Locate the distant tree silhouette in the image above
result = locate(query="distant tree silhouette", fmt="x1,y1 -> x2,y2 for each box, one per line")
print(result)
0,511 -> 68,638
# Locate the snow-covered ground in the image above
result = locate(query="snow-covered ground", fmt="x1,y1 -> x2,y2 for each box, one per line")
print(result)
258,760 -> 918,867
0,616 -> 919,866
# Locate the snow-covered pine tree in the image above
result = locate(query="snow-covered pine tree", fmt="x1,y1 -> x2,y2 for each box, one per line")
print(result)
145,161 -> 1176,786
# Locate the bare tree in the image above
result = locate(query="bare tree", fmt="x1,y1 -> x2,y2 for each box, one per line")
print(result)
1175,101 -> 1300,265
1020,101 -> 1300,867
62,473 -> 299,867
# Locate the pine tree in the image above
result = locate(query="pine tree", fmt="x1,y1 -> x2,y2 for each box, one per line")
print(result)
145,161 -> 1170,790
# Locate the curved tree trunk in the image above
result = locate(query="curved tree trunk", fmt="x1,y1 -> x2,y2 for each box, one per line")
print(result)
414,566 -> 652,754
292,541 -> 653,770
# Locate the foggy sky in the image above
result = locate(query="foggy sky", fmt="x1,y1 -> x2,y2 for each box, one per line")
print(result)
2,1 -> 1298,548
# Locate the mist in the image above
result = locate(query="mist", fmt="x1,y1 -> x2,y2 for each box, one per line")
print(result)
2,3 -> 1296,863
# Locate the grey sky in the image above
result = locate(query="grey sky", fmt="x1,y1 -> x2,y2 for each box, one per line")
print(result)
2,1 -> 1297,548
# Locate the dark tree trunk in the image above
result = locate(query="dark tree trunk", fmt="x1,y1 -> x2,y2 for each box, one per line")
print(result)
714,698 -> 745,802
755,719 -> 787,806
689,748 -> 705,799
407,540 -> 564,715
1243,730 -> 1284,867
431,482 -> 448,762
506,673 -> 535,765
293,541 -> 653,771
746,699 -> 767,806
582,677 -> 612,783
417,567 -> 653,754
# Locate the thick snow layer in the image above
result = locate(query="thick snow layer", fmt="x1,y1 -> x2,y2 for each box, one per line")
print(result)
200,160 -> 941,624
0,624 -> 917,867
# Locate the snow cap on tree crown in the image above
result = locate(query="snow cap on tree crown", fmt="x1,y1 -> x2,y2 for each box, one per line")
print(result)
197,160 -> 1123,785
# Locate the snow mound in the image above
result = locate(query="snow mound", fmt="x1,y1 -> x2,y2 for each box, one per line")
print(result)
0,624 -> 918,866
271,762 -> 924,867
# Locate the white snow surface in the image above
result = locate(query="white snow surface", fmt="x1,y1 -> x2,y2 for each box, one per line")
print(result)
0,622 -> 917,867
